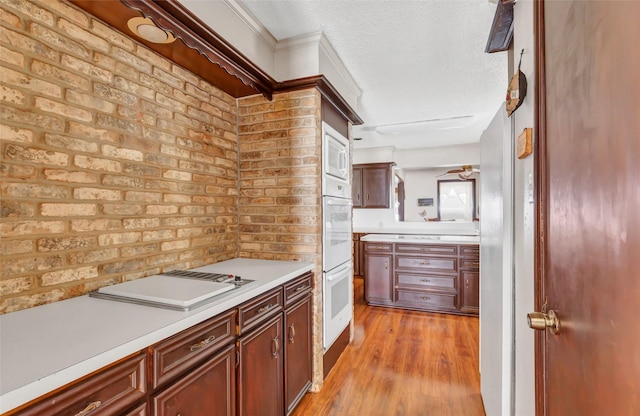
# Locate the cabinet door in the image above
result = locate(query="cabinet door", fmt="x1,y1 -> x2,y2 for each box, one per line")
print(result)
353,233 -> 361,276
284,295 -> 312,415
460,271 -> 479,314
352,166 -> 362,208
238,314 -> 284,416
152,344 -> 236,416
365,253 -> 393,303
362,166 -> 390,208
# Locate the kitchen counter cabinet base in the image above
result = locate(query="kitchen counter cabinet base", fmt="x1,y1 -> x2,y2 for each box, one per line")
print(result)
364,242 -> 479,316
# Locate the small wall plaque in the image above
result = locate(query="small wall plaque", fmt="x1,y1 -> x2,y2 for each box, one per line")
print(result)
418,198 -> 434,207
517,128 -> 533,159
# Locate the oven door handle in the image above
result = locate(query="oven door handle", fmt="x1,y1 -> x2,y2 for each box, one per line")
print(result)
326,263 -> 352,281
326,198 -> 352,207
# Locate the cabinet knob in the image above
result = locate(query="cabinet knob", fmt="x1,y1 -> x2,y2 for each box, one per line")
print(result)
384,261 -> 388,270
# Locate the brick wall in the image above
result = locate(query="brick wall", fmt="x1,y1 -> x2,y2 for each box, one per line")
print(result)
0,0 -> 239,313
237,90 -> 325,389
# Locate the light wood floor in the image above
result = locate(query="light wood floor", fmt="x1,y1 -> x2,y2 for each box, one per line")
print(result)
292,278 -> 485,416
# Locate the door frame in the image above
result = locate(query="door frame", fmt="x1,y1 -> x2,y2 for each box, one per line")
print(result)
533,1 -> 546,415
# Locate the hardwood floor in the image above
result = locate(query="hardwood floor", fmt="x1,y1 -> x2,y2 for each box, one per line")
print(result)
292,278 -> 485,416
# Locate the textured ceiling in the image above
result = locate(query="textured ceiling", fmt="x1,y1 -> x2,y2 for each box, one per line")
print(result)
238,0 -> 507,149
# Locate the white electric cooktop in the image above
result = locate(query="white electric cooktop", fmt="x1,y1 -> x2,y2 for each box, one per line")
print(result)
96,275 -> 235,308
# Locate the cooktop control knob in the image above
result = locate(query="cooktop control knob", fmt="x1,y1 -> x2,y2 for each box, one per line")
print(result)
234,275 -> 242,284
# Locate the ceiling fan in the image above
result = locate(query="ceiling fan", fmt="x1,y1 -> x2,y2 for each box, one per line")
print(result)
437,165 -> 480,180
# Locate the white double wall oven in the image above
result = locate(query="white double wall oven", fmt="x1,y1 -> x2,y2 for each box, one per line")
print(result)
321,122 -> 353,351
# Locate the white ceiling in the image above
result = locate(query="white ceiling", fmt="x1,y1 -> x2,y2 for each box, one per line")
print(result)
238,0 -> 508,150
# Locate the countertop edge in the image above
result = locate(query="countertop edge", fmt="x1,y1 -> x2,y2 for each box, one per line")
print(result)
0,259 -> 313,413
360,234 -> 480,245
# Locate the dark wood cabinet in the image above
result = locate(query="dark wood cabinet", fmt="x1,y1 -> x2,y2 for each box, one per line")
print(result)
353,233 -> 366,277
284,294 -> 312,415
352,166 -> 363,207
15,353 -> 147,416
459,245 -> 480,314
364,242 -> 394,304
152,344 -> 236,416
237,314 -> 284,416
364,242 -> 479,316
13,273 -> 313,416
460,271 -> 480,314
352,163 -> 394,208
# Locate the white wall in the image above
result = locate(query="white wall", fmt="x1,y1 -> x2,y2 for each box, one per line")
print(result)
480,104 -> 514,416
512,1 -> 536,415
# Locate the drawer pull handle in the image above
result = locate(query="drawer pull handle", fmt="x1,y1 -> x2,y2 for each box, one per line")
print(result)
74,401 -> 101,416
258,303 -> 277,314
190,335 -> 216,351
288,323 -> 296,343
384,261 -> 388,270
421,296 -> 431,301
420,279 -> 431,283
272,336 -> 280,357
471,262 -> 480,266
419,262 -> 430,266
295,285 -> 310,293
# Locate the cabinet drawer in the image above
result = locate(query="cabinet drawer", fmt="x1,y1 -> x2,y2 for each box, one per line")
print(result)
460,258 -> 480,269
284,272 -> 313,307
395,256 -> 457,274
238,287 -> 283,335
364,242 -> 393,252
396,272 -> 456,291
460,245 -> 480,258
396,290 -> 458,311
151,309 -> 236,389
17,352 -> 146,416
396,244 -> 458,256
152,344 -> 236,416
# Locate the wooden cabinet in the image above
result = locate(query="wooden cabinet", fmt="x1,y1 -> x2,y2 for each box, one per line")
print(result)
364,242 -> 394,304
237,314 -> 284,416
237,287 -> 285,416
394,244 -> 459,313
12,273 -> 313,416
15,352 -> 147,416
364,242 -> 479,316
152,344 -> 236,416
150,309 -> 236,389
352,166 -> 363,207
283,274 -> 313,415
352,163 -> 394,208
459,245 -> 480,314
353,233 -> 366,277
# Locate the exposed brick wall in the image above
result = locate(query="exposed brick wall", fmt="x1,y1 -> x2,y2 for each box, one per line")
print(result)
237,89 -> 325,389
0,0 -> 239,313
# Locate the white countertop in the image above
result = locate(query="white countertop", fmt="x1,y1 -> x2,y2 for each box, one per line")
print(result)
361,234 -> 480,245
0,258 -> 313,413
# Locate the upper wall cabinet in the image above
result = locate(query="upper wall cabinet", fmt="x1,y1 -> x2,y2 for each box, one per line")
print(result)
352,163 -> 395,208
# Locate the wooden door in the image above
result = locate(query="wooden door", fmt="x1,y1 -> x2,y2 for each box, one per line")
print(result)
153,345 -> 236,416
362,165 -> 390,208
364,249 -> 393,304
352,166 -> 362,208
237,314 -> 284,416
284,295 -> 312,415
535,1 -> 640,414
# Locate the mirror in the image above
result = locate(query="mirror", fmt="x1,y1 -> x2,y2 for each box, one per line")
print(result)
394,166 -> 479,222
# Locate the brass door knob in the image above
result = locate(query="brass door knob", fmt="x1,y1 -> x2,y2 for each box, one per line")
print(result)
527,310 -> 560,335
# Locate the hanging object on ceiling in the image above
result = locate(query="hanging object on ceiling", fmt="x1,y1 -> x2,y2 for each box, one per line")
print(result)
437,165 -> 480,180
506,49 -> 527,117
